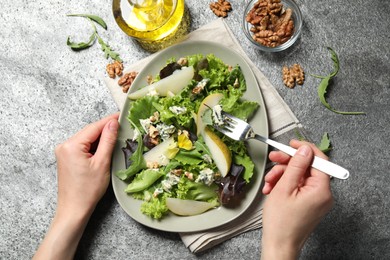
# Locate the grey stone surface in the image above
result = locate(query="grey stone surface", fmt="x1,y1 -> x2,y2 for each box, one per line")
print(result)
1,0 -> 389,259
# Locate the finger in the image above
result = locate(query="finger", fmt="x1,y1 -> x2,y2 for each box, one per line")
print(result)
290,139 -> 328,160
275,144 -> 314,194
290,139 -> 331,182
262,164 -> 286,194
93,119 -> 119,168
269,150 -> 291,164
72,113 -> 119,145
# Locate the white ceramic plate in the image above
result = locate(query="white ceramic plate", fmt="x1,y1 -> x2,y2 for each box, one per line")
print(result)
111,41 -> 268,232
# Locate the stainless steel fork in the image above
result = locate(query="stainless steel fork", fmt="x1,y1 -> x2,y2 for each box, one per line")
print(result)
213,111 -> 349,180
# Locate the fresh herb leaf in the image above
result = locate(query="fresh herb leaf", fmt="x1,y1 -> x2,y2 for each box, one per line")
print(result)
313,47 -> 365,115
66,13 -> 122,61
294,131 -> 332,153
96,34 -> 122,61
316,132 -> 332,153
67,14 -> 107,29
66,32 -> 96,50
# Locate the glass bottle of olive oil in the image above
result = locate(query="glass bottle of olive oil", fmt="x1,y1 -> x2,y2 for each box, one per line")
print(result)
113,0 -> 190,52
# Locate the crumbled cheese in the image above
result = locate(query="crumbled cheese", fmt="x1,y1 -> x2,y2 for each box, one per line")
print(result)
195,168 -> 215,186
153,188 -> 164,197
212,105 -> 224,126
139,118 -> 152,133
161,172 -> 180,192
156,123 -> 176,141
196,78 -> 209,90
169,106 -> 187,115
202,154 -> 213,164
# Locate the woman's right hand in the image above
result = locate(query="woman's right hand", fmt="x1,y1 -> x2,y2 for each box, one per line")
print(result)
261,140 -> 334,260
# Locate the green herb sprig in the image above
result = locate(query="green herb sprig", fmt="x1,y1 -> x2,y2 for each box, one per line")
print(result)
295,130 -> 332,153
316,132 -> 332,153
66,14 -> 121,62
312,47 -> 364,115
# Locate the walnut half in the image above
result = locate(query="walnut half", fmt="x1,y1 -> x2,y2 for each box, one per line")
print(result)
210,0 -> 232,18
118,71 -> 138,93
282,63 -> 305,88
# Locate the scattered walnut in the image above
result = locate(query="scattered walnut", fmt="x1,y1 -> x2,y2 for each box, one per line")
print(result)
177,57 -> 188,66
171,169 -> 183,176
282,66 -> 295,88
291,63 -> 305,85
146,75 -> 153,85
147,161 -> 160,169
148,125 -> 160,139
184,171 -> 194,180
246,0 -> 294,47
118,71 -> 138,93
106,60 -> 123,78
210,0 -> 232,18
149,111 -> 160,123
282,63 -> 305,88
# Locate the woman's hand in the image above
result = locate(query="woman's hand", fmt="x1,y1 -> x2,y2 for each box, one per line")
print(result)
55,113 -> 119,218
261,140 -> 334,260
33,113 -> 119,260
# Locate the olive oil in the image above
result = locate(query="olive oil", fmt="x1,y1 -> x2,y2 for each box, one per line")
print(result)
113,0 -> 190,52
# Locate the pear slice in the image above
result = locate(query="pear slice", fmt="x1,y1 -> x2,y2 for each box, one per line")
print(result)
143,137 -> 175,166
203,127 -> 232,177
196,93 -> 224,136
166,198 -> 217,216
128,66 -> 194,99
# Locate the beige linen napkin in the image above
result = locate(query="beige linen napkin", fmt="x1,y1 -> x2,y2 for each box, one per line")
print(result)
104,18 -> 303,253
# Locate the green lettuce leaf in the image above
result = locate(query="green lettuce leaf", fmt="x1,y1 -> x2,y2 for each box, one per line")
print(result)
234,154 -> 255,183
125,169 -> 164,193
177,177 -> 219,201
128,96 -> 159,131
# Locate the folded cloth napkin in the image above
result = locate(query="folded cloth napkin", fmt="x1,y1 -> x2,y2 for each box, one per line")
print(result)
104,18 -> 303,253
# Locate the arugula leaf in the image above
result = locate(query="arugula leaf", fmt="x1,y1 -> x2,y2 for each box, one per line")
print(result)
294,131 -> 332,153
96,34 -> 122,61
66,14 -> 107,29
66,32 -> 96,50
316,132 -> 332,153
313,47 -> 365,115
66,13 -> 122,61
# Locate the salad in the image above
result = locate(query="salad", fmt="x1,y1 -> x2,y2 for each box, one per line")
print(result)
115,54 -> 259,219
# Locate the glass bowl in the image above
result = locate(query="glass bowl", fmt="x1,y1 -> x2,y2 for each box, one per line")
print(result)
242,0 -> 303,52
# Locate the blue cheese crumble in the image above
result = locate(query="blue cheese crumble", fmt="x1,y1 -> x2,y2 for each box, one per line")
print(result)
169,106 -> 187,115
195,168 -> 215,186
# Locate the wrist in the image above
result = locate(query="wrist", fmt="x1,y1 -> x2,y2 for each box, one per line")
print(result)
261,239 -> 301,260
33,207 -> 93,260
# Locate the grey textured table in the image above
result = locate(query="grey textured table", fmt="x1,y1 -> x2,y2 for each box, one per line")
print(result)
1,0 -> 389,259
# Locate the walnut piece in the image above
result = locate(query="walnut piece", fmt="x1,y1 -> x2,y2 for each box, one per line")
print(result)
118,71 -> 138,93
282,64 -> 305,88
246,0 -> 294,47
291,63 -> 305,85
106,60 -> 123,78
210,0 -> 232,18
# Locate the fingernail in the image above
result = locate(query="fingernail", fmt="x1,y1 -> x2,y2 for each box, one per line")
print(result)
108,120 -> 118,132
297,145 -> 310,156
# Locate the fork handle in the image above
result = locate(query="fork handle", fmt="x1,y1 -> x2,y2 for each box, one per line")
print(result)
254,134 -> 349,179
